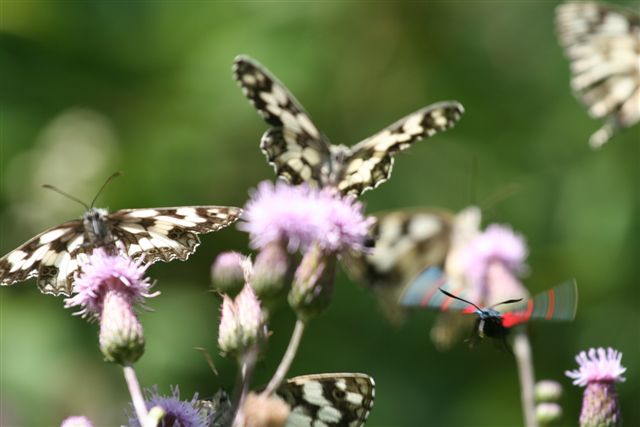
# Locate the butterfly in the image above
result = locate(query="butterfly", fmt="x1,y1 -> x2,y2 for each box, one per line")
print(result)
0,179 -> 242,297
555,1 -> 640,148
343,208 -> 456,324
401,269 -> 578,347
198,373 -> 375,427
233,55 -> 465,196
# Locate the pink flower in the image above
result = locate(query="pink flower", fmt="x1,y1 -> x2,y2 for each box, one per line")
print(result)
239,181 -> 374,253
566,347 -> 626,387
65,249 -> 157,319
60,416 -> 94,427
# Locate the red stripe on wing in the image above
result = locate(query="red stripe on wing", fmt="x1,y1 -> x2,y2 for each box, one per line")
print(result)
420,283 -> 442,308
545,289 -> 556,320
502,300 -> 534,328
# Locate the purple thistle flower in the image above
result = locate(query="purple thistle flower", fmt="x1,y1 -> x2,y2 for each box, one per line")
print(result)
459,223 -> 528,291
239,181 -> 374,254
129,386 -> 205,427
566,347 -> 626,427
65,248 -> 157,319
60,416 -> 94,427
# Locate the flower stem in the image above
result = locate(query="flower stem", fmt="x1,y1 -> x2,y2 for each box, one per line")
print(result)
123,364 -> 148,425
513,331 -> 538,427
231,345 -> 259,427
262,319 -> 306,396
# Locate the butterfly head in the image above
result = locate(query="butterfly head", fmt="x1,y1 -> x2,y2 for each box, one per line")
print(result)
82,208 -> 110,244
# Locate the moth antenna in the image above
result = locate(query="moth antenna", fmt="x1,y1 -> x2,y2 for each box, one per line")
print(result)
439,288 -> 483,311
42,184 -> 89,210
490,298 -> 523,309
194,347 -> 219,376
90,171 -> 123,208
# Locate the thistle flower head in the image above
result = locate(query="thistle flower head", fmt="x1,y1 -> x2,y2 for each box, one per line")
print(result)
60,416 -> 94,427
211,251 -> 247,295
128,386 -> 205,427
65,248 -> 156,319
239,181 -> 374,254
565,347 -> 626,387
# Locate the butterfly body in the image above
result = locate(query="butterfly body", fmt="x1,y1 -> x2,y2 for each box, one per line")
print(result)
234,55 -> 464,196
1,205 -> 242,296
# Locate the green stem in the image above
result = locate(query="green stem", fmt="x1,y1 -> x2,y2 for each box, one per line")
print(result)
123,364 -> 148,425
513,331 -> 538,427
262,319 -> 306,396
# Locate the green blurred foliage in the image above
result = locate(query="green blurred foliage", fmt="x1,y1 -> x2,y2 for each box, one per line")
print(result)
1,1 -> 638,426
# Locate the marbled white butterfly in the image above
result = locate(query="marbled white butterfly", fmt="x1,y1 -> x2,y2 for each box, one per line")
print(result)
556,1 -> 640,148
0,177 -> 242,296
233,55 -> 464,196
198,373 -> 375,427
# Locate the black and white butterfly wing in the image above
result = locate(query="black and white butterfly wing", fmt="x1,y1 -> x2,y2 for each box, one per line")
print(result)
556,2 -> 640,148
344,209 -> 454,323
234,55 -> 332,186
0,206 -> 242,297
278,373 -> 375,427
337,102 -> 465,195
108,206 -> 242,264
0,221 -> 88,296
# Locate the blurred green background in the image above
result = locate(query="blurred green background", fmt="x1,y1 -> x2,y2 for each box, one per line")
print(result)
1,1 -> 638,426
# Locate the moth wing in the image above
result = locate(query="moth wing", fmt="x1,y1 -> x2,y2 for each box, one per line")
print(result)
278,373 -> 375,427
0,220 -> 86,296
337,101 -> 464,195
234,55 -> 332,186
108,206 -> 242,264
502,280 -> 578,328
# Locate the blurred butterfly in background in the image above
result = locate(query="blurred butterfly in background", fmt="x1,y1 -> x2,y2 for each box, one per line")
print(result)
555,1 -> 640,148
233,55 -> 465,196
199,373 -> 376,427
401,269 -> 578,349
0,173 -> 242,296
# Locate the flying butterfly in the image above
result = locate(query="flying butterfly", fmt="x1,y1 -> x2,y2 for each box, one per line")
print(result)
233,55 -> 464,196
0,173 -> 242,296
555,1 -> 640,148
401,268 -> 578,348
198,373 -> 375,427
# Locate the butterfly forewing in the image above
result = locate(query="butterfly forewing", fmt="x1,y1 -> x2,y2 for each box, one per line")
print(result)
338,102 -> 465,195
234,55 -> 464,195
278,373 -> 375,427
233,55 -> 332,187
0,206 -> 242,296
556,2 -> 640,147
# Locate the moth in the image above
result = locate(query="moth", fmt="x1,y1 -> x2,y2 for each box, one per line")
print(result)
555,1 -> 640,148
233,55 -> 464,196
198,373 -> 375,427
401,270 -> 578,348
0,176 -> 242,297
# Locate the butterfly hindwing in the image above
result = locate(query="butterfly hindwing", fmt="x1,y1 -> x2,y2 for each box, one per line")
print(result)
278,373 -> 375,427
556,1 -> 640,148
233,55 -> 332,187
338,102 -> 465,195
0,206 -> 242,297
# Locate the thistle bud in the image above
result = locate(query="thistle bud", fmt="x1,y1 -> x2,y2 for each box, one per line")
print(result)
217,285 -> 266,356
288,244 -> 337,322
535,380 -> 563,403
252,242 -> 290,300
241,392 -> 290,427
60,416 -> 94,427
212,251 -> 246,295
536,402 -> 562,425
99,289 -> 145,364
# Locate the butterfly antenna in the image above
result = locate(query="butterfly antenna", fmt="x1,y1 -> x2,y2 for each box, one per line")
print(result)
90,171 -> 122,208
479,183 -> 521,212
490,298 -> 523,309
439,288 -> 483,311
42,184 -> 89,210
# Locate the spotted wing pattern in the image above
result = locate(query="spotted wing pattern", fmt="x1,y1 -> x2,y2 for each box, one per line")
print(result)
0,206 -> 242,296
234,55 -> 465,195
233,55 -> 332,187
337,102 -> 464,195
278,373 -> 375,427
344,209 -> 453,323
556,2 -> 640,148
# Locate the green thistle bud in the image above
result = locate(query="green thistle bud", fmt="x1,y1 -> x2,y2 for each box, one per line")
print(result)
251,242 -> 290,302
288,244 -> 336,322
211,251 -> 246,295
99,290 -> 145,365
536,402 -> 562,426
535,380 -> 563,403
